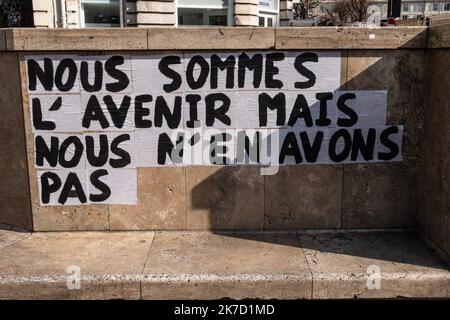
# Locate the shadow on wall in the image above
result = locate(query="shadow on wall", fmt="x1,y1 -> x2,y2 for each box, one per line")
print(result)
214,230 -> 448,270
187,29 -> 446,267
191,38 -> 425,231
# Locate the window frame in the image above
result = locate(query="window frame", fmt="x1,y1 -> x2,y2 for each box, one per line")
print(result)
79,0 -> 124,28
258,0 -> 279,27
258,12 -> 276,27
176,0 -> 233,27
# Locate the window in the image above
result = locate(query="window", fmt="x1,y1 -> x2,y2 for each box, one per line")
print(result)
259,14 -> 274,27
258,0 -> 278,27
433,3 -> 439,11
259,0 -> 275,10
177,0 -> 230,26
417,4 -> 424,12
445,3 -> 450,10
80,0 -> 122,28
403,4 -> 409,12
259,16 -> 265,26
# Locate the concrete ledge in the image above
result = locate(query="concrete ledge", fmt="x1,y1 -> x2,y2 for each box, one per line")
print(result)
298,231 -> 449,298
141,232 -> 312,299
431,14 -> 450,26
4,28 -> 148,51
0,231 -> 154,299
276,27 -> 428,49
0,229 -> 447,299
0,27 -> 434,51
428,23 -> 450,48
147,27 -> 275,50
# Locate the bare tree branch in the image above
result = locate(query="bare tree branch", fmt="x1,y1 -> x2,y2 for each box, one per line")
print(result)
0,0 -> 32,27
326,0 -> 351,25
348,0 -> 371,22
293,0 -> 320,19
324,0 -> 371,25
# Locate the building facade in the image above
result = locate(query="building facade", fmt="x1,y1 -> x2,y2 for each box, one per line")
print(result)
398,0 -> 450,20
31,0 -> 294,28
311,0 -> 450,21
30,0 -> 450,28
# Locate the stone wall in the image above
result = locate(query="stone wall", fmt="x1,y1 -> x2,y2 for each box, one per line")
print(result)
31,0 -> 55,28
0,52 -> 32,230
128,0 -> 176,27
0,27 -> 446,240
418,22 -> 450,264
234,0 -> 259,26
279,0 -> 293,26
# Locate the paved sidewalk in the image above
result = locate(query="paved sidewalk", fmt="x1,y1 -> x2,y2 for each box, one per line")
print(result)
0,229 -> 448,299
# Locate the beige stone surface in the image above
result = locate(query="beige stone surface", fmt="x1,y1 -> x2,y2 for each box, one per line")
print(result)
66,11 -> 80,28
0,230 -> 448,299
186,166 -> 264,230
109,167 -> 186,230
5,28 -> 147,51
428,22 -> 450,48
0,280 -> 141,300
277,27 -> 342,49
234,0 -> 259,4
0,231 -> 154,299
32,0 -> 54,28
264,166 -> 343,229
276,27 -> 427,49
342,163 -> 417,228
65,0 -> 79,12
142,231 -> 312,299
430,14 -> 450,26
298,231 -> 449,298
342,27 -> 427,49
0,27 -> 430,51
234,4 -> 258,16
342,49 -> 426,228
234,15 -> 259,26
137,13 -> 175,25
147,27 -> 274,50
32,0 -> 52,10
0,228 -> 30,250
136,1 -> 175,12
32,12 -> 54,28
0,53 -> 32,230
31,204 -> 110,231
0,142 -> 32,228
419,48 -> 450,264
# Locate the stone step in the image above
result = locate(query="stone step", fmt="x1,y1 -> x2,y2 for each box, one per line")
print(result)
0,228 -> 448,299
